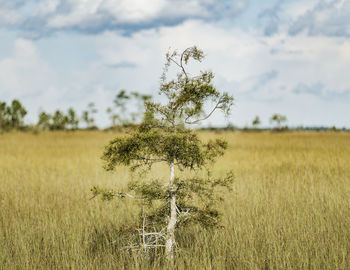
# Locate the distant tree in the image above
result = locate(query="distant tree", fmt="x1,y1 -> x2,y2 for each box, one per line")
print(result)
67,108 -> 79,130
7,100 -> 27,130
106,106 -> 118,128
0,102 -> 9,131
51,110 -> 68,130
252,116 -> 261,129
331,126 -> 338,132
108,90 -> 152,128
225,122 -> 237,131
270,114 -> 287,130
81,110 -> 89,128
113,90 -> 130,125
37,111 -> 51,130
92,46 -> 234,263
82,102 -> 98,129
130,91 -> 152,123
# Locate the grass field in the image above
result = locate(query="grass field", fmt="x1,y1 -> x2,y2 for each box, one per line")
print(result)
1,131 -> 350,269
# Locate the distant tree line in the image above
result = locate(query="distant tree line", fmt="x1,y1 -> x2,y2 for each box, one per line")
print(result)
0,96 -> 347,133
228,114 -> 288,132
0,90 -> 151,132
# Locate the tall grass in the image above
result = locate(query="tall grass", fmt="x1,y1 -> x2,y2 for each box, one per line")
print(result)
1,131 -> 350,269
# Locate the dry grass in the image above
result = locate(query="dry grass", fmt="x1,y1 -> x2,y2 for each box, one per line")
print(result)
1,131 -> 350,269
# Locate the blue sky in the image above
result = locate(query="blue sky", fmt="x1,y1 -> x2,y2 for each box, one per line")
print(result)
0,0 -> 349,128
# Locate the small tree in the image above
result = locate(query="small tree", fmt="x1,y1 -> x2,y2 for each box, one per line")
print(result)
106,107 -> 118,128
130,91 -> 152,123
51,110 -> 68,130
0,100 -> 27,131
270,113 -> 287,130
109,90 -> 152,127
37,111 -> 51,130
252,116 -> 261,129
0,102 -> 9,131
92,46 -> 234,263
113,90 -> 130,125
67,108 -> 79,130
7,99 -> 27,130
82,102 -> 97,129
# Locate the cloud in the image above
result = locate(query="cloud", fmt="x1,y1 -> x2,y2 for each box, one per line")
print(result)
258,2 -> 282,36
105,61 -> 137,69
2,14 -> 350,127
0,0 -> 247,37
289,0 -> 350,37
0,0 -> 26,25
78,21 -> 350,127
292,82 -> 350,100
0,39 -> 56,98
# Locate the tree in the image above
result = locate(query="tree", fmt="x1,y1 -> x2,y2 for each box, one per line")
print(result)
82,102 -> 97,129
0,100 -> 27,131
113,90 -> 130,126
252,116 -> 261,129
108,90 -> 152,128
51,110 -> 68,130
106,107 -> 118,128
67,108 -> 79,130
0,102 -> 9,131
130,91 -> 152,123
7,99 -> 27,130
270,113 -> 287,130
92,46 -> 234,263
37,111 -> 51,130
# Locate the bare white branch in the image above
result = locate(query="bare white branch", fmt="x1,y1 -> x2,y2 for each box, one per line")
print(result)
185,97 -> 225,125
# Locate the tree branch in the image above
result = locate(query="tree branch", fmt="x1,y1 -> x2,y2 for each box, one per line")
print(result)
168,48 -> 190,79
184,97 -> 224,125
179,49 -> 190,78
135,156 -> 168,162
118,192 -> 144,199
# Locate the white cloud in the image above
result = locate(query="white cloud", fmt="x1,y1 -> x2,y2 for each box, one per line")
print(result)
0,39 -> 56,98
0,9 -> 22,25
34,0 -> 60,16
83,20 -> 350,126
289,0 -> 350,37
11,0 -> 246,36
1,5 -> 350,127
0,0 -> 25,25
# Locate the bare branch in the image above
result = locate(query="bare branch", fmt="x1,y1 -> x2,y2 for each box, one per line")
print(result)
117,192 -> 144,200
179,48 -> 191,78
167,48 -> 191,79
185,98 -> 224,125
135,156 -> 168,163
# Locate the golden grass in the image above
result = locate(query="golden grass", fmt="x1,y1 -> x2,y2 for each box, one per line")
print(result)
1,131 -> 350,269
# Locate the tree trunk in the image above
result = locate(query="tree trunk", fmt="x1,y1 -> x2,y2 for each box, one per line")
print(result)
165,162 -> 177,263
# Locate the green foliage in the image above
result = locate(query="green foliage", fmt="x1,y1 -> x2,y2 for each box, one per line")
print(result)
146,46 -> 233,127
0,99 -> 27,131
252,116 -> 261,128
270,113 -> 288,131
0,102 -> 9,131
106,90 -> 152,128
94,46 -> 234,256
37,111 -> 51,130
82,102 -> 98,129
36,108 -> 79,131
51,110 -> 68,130
67,108 -> 79,130
102,128 -> 226,171
8,100 -> 27,129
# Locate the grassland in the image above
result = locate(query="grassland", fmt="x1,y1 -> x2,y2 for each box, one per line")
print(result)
0,131 -> 350,269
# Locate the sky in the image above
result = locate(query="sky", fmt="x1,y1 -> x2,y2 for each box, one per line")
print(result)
0,0 -> 349,128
